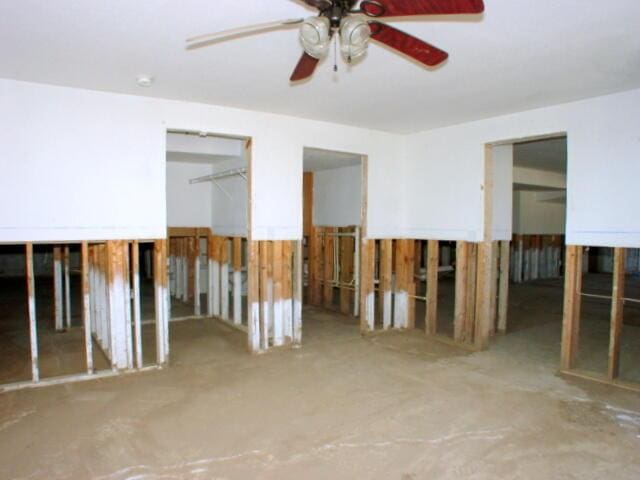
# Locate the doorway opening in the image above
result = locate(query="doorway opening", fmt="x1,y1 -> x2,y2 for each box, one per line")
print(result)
302,147 -> 366,331
165,130 -> 250,360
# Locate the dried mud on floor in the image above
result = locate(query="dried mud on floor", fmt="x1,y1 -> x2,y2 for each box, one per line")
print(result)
1,284 -> 640,479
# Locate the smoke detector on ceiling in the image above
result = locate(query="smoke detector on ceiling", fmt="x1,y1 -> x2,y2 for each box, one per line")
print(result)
136,75 -> 154,87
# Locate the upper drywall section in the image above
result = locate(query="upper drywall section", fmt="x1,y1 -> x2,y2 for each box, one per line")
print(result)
313,165 -> 362,228
403,88 -> 640,247
0,78 -> 402,242
1,78 -> 638,246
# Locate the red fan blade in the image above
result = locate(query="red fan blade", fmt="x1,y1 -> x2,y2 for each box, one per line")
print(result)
369,22 -> 448,67
290,52 -> 320,82
361,0 -> 485,17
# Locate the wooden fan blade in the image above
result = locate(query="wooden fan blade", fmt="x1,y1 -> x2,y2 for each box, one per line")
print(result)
369,22 -> 448,66
290,52 -> 320,82
187,18 -> 303,45
361,0 -> 484,17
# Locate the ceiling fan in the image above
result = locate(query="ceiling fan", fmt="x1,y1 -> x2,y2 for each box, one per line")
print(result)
186,0 -> 485,82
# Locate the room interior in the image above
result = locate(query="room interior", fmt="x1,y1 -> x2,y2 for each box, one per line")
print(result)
1,1 -> 640,478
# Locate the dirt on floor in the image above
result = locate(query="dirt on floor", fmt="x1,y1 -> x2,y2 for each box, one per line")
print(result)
1,276 -> 640,479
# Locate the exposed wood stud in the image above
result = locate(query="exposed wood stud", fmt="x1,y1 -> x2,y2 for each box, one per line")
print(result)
220,238 -> 230,321
608,247 -> 626,380
394,239 -> 414,329
193,234 -> 201,316
454,241 -> 468,342
303,172 -> 314,237
339,229 -> 355,315
293,240 -> 303,345
63,245 -> 71,329
266,241 -> 274,340
233,237 -> 243,325
465,243 -> 477,343
359,238 -> 375,333
379,239 -> 393,330
489,241 -> 499,336
154,239 -> 169,366
81,242 -> 94,374
272,241 -> 284,346
282,240 -> 293,342
106,240 -> 130,370
407,240 -> 416,329
212,237 -> 221,316
323,227 -> 335,307
497,240 -> 510,334
573,246 -> 584,363
311,227 -> 323,306
53,246 -> 64,331
247,240 -> 261,353
474,241 -> 494,350
131,240 -> 142,369
25,243 -> 39,382
561,245 -> 582,370
426,240 -> 439,336
259,241 -> 271,350
207,233 -> 215,316
123,241 -> 133,370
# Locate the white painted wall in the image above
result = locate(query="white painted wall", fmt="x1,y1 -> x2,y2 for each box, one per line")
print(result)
313,165 -> 362,227
403,88 -> 640,247
0,81 -> 164,242
209,157 -> 248,237
0,79 -> 402,242
513,191 -> 566,235
1,79 -> 639,247
491,145 -> 513,241
166,161 -> 212,228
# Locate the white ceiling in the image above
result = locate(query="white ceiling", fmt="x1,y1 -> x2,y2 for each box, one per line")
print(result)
514,137 -> 567,173
304,148 -> 362,172
1,1 -> 639,133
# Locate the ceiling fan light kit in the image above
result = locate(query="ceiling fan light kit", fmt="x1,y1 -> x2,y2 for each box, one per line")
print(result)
186,0 -> 485,81
339,17 -> 371,61
300,17 -> 331,59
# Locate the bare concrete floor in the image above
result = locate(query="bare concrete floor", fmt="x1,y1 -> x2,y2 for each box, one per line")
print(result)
1,277 -> 640,479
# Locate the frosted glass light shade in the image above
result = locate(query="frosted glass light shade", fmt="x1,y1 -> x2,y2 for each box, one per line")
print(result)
300,17 -> 331,59
340,17 -> 370,61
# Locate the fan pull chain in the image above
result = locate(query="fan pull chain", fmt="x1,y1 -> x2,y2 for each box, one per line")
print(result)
333,34 -> 338,72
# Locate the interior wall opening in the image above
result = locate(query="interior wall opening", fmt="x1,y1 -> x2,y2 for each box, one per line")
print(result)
165,130 -> 250,359
508,135 -> 568,334
302,147 -> 365,330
